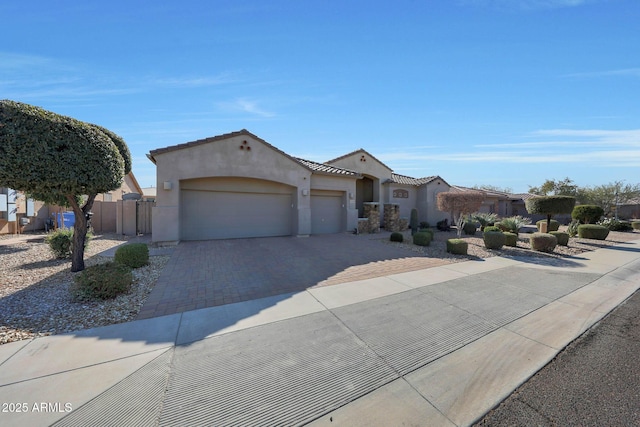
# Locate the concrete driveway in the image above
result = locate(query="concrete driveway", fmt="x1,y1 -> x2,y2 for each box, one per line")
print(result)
137,233 -> 451,319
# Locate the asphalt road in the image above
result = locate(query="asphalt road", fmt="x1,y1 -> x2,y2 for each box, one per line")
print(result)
474,288 -> 640,426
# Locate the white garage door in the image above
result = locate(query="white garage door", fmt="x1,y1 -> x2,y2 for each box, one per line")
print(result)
311,191 -> 343,234
181,180 -> 293,240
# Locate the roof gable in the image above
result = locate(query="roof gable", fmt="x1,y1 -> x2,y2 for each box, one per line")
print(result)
294,158 -> 360,178
326,149 -> 393,173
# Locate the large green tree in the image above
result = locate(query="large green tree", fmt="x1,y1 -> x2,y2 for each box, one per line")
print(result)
0,100 -> 131,272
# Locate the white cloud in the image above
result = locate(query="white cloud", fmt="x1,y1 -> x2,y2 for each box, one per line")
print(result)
217,98 -> 276,118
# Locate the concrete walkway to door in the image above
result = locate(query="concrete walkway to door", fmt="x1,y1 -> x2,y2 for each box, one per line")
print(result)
136,234 -> 452,319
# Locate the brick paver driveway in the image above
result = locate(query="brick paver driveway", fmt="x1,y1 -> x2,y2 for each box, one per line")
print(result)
137,233 -> 452,319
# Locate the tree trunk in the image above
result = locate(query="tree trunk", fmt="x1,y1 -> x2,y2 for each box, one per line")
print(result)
546,214 -> 552,233
67,194 -> 96,273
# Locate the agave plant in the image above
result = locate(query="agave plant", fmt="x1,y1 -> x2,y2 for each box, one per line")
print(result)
498,215 -> 531,234
471,212 -> 499,231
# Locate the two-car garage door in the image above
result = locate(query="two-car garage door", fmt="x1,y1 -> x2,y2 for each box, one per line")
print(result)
181,178 -> 293,240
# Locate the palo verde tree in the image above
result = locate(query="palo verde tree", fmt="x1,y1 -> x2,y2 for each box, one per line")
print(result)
436,191 -> 484,238
525,196 -> 575,232
0,100 -> 131,272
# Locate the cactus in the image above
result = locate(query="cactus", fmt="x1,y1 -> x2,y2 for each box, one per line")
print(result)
410,208 -> 419,236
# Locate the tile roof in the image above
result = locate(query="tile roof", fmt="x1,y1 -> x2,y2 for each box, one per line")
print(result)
386,173 -> 441,186
293,158 -> 360,177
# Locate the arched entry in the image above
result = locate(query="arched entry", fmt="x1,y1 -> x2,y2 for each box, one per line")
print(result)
356,176 -> 375,217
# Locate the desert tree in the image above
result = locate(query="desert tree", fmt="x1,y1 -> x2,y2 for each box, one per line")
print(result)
525,196 -> 575,232
437,191 -> 484,238
0,100 -> 131,272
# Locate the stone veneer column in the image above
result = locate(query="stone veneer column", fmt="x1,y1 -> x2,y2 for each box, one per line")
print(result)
363,202 -> 380,233
383,204 -> 400,232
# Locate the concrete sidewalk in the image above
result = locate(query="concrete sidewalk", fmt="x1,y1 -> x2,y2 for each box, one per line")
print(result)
1,240 -> 639,427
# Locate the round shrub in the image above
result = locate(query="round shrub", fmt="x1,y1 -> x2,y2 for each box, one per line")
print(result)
530,233 -> 558,252
536,219 -> 560,232
578,224 -> 610,240
598,218 -> 632,231
419,221 -> 430,229
45,228 -> 92,259
114,243 -> 149,268
462,221 -> 478,235
418,228 -> 434,240
503,232 -> 518,247
413,231 -> 432,247
46,228 -> 74,259
483,231 -> 505,250
71,262 -> 133,300
549,231 -> 569,246
390,232 -> 403,243
572,205 -> 604,224
446,239 -> 468,255
632,221 -> 640,230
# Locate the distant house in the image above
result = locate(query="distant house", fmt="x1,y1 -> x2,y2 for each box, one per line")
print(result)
148,129 -> 451,243
96,172 -> 144,202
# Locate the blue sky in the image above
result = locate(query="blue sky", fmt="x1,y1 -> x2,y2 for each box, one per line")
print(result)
1,0 -> 638,193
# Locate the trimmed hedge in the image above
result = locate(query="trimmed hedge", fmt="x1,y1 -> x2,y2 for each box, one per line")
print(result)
446,239 -> 468,255
633,221 -> 640,230
114,243 -> 149,268
571,205 -> 603,224
483,231 -> 505,250
419,228 -> 435,240
536,219 -> 560,232
390,232 -> 404,242
530,233 -> 558,252
483,226 -> 502,233
549,231 -> 569,246
71,262 -> 132,300
578,224 -> 609,240
463,221 -> 478,235
503,232 -> 518,247
413,231 -> 431,246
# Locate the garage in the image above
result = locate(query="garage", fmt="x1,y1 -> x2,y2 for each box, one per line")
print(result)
180,178 -> 294,240
311,190 -> 344,234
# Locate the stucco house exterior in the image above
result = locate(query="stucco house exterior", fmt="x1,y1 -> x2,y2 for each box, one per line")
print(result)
148,129 -> 451,243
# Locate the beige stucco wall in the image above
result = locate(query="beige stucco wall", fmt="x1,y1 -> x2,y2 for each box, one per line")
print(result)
382,184 -> 418,221
152,134 -> 313,242
417,180 -> 450,225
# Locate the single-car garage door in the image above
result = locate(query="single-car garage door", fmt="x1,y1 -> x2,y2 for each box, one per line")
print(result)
311,190 -> 344,234
181,178 -> 293,240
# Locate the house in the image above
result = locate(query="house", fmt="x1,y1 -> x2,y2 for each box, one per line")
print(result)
96,171 -> 144,202
148,129 -> 451,243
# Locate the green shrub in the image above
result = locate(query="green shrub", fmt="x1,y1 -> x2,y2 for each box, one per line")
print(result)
549,231 -> 569,246
413,231 -> 431,246
536,219 -> 560,232
419,228 -> 434,239
483,226 -> 501,233
530,233 -> 558,252
597,218 -> 633,232
499,216 -> 531,234
572,205 -> 604,224
45,228 -> 92,259
471,212 -> 498,231
483,231 -> 505,250
419,221 -> 430,229
114,243 -> 149,268
503,232 -> 518,247
578,224 -> 609,240
446,239 -> 468,255
632,221 -> 640,230
568,220 -> 580,237
71,262 -> 132,300
390,232 -> 404,242
410,208 -> 419,235
462,221 -> 478,235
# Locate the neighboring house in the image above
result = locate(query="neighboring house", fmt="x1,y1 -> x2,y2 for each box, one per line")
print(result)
0,171 -> 146,235
148,129 -> 451,243
140,186 -> 157,202
96,171 -> 144,201
450,186 -> 519,217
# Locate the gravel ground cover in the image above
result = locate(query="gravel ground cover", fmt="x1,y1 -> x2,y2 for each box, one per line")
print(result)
1,228 -> 637,345
0,233 -> 169,344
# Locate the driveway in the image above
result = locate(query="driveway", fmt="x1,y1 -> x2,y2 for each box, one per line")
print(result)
136,233 -> 452,319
